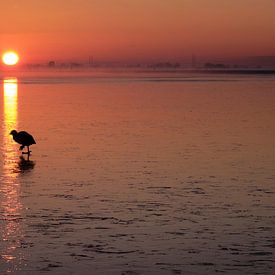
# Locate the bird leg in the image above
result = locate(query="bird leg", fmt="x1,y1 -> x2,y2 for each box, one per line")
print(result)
22,146 -> 31,155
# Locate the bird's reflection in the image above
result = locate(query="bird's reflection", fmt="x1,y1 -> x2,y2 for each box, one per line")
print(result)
17,155 -> 35,172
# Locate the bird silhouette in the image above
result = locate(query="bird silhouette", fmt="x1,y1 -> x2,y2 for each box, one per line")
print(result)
10,130 -> 36,155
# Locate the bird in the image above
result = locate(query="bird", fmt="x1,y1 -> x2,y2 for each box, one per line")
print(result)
10,130 -> 36,155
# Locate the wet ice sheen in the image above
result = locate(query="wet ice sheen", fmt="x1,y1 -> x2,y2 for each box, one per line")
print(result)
0,72 -> 275,274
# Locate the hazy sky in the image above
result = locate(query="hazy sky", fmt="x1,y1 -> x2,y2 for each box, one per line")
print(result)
1,0 -> 275,63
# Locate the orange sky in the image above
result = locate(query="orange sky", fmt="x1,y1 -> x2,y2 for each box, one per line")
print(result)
1,0 -> 275,63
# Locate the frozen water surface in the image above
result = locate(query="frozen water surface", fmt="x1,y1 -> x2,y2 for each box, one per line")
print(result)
0,72 -> 275,274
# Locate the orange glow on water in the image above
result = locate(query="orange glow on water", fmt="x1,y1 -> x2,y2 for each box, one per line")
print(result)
3,79 -> 18,136
1,78 -> 23,271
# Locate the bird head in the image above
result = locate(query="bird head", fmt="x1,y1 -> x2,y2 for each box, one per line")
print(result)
9,130 -> 17,136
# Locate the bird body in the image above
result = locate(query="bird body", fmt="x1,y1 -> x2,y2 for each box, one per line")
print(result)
10,130 -> 36,154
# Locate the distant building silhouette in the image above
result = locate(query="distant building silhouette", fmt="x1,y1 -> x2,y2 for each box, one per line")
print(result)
48,61 -> 56,68
204,62 -> 228,69
192,54 -> 197,68
88,56 -> 94,66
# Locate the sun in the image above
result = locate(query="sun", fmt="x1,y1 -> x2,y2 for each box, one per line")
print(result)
2,51 -> 19,66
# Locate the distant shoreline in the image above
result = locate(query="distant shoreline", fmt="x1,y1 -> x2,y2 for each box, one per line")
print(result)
193,69 -> 275,75
1,67 -> 275,76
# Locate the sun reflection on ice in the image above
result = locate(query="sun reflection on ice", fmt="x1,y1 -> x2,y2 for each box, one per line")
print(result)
3,78 -> 18,174
1,78 -> 24,272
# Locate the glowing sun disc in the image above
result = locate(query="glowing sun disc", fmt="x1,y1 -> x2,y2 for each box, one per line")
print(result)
2,52 -> 19,66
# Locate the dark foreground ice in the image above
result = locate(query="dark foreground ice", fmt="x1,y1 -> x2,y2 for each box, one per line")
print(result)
0,72 -> 275,274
